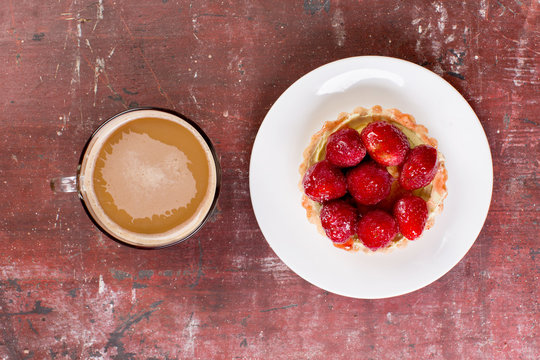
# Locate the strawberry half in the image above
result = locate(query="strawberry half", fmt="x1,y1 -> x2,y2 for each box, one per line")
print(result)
399,145 -> 438,190
356,209 -> 398,251
320,199 -> 359,244
361,121 -> 410,166
302,160 -> 347,202
346,161 -> 392,205
325,127 -> 366,167
393,194 -> 428,240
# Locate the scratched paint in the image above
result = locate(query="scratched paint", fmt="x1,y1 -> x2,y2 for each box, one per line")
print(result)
93,57 -> 105,106
93,0 -> 104,31
0,0 -> 538,359
331,8 -> 346,47
304,0 -> 330,15
71,22 -> 82,87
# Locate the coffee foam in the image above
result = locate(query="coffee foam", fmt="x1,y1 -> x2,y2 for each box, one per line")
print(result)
79,110 -> 218,247
101,131 -> 197,219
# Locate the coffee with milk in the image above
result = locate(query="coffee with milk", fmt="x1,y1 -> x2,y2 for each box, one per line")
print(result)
78,109 -> 219,247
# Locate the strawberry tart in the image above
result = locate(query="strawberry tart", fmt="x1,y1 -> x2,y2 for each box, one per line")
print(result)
299,106 -> 448,252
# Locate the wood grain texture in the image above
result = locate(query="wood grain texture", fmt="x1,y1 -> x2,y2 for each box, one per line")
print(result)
0,0 -> 538,359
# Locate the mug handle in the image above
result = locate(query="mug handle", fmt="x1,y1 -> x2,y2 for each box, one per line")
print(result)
50,176 -> 78,193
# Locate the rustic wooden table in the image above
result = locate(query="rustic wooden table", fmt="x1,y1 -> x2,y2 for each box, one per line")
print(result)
1,1 -> 538,359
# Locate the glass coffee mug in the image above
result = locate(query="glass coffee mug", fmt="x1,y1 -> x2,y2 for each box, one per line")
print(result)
51,108 -> 221,248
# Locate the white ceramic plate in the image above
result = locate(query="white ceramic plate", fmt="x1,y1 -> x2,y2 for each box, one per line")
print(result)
249,56 -> 493,299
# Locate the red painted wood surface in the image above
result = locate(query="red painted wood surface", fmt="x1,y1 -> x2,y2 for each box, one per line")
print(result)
0,1 -> 538,359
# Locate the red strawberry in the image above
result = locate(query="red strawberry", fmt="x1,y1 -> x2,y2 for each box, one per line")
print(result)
361,121 -> 410,166
393,194 -> 429,240
399,145 -> 438,190
303,160 -> 347,202
346,161 -> 392,205
320,199 -> 359,243
356,209 -> 398,250
325,127 -> 366,167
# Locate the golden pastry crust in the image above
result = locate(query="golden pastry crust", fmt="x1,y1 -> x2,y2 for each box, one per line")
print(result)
299,105 -> 448,253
